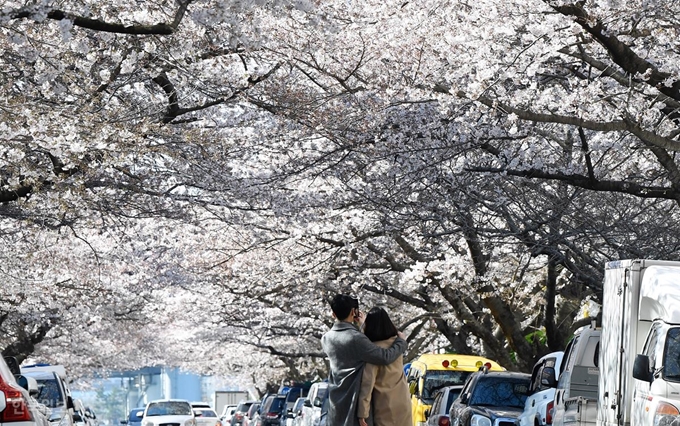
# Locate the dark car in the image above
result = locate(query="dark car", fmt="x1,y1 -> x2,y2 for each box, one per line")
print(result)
255,394 -> 287,426
449,369 -> 531,426
232,401 -> 258,426
122,408 -> 145,426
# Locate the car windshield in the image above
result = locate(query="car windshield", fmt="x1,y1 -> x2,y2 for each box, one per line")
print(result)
268,398 -> 286,413
664,328 -> 680,381
286,388 -> 302,402
129,409 -> 144,422
236,403 -> 252,413
34,378 -> 64,408
469,377 -> 529,408
445,389 -> 462,412
422,371 -> 472,402
146,402 -> 193,416
194,410 -> 217,418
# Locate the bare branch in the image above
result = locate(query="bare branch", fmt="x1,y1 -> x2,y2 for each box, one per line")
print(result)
8,1 -> 194,35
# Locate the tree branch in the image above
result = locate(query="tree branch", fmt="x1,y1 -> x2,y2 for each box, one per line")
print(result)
9,2 -> 194,35
466,166 -> 680,200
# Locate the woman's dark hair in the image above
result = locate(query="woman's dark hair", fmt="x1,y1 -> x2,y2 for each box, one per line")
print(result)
363,307 -> 398,342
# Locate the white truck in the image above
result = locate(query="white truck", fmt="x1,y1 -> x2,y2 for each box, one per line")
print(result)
599,259 -> 680,426
213,391 -> 249,418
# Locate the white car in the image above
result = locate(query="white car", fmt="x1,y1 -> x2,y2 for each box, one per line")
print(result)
0,356 -> 50,426
517,351 -> 564,426
143,400 -> 196,426
426,385 -> 464,426
193,408 -> 221,426
220,405 -> 237,424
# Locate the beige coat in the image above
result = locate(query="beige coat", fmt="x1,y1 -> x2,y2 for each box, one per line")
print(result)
357,336 -> 412,426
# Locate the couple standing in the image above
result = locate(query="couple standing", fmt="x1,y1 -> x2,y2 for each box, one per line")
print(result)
321,294 -> 413,426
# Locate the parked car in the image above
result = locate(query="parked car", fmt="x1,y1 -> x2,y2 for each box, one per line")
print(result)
449,368 -> 531,426
408,354 -> 505,426
142,399 -> 195,426
517,351 -> 564,426
193,408 -> 222,426
551,324 -> 600,426
315,392 -> 328,426
220,405 -> 237,424
285,398 -> 306,426
242,403 -> 260,426
280,387 -> 306,414
121,407 -> 145,426
191,403 -> 213,410
20,364 -> 75,426
426,385 -> 464,426
0,356 -> 50,426
255,395 -> 287,426
231,401 -> 258,426
299,383 -> 327,426
72,399 -> 90,426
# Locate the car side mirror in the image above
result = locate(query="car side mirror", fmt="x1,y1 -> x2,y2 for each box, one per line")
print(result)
424,409 -> 430,418
16,375 -> 40,396
67,396 -> 75,410
408,380 -> 418,396
541,367 -> 558,388
633,354 -> 654,383
4,357 -> 21,376
303,399 -> 312,408
313,397 -> 322,407
460,393 -> 469,404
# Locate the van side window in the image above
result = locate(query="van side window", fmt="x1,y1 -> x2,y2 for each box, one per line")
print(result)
562,335 -> 580,374
643,323 -> 661,369
581,336 -> 599,367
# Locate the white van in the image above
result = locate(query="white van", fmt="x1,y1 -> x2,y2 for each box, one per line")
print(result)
299,382 -> 327,426
20,364 -> 75,426
551,323 -> 600,426
517,351 -> 563,426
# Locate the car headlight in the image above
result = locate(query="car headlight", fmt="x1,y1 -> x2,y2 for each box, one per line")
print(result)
471,414 -> 492,426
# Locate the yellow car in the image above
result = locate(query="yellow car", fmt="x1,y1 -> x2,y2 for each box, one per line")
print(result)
406,354 -> 504,426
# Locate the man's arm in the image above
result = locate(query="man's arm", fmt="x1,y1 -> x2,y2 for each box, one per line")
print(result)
355,334 -> 407,365
357,363 -> 377,419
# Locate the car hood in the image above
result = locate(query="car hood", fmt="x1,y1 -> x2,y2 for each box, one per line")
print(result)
143,416 -> 194,425
469,405 -> 524,419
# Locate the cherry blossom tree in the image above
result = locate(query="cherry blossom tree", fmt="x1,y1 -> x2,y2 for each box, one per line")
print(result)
2,0 -> 680,385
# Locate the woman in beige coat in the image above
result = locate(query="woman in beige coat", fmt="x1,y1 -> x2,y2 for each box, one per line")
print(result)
357,307 -> 412,426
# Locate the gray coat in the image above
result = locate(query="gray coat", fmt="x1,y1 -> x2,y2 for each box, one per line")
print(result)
321,321 -> 407,426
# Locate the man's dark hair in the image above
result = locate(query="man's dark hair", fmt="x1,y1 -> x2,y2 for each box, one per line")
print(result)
330,294 -> 359,320
363,307 -> 398,342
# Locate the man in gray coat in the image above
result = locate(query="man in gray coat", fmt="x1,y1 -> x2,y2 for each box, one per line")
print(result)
321,294 -> 407,426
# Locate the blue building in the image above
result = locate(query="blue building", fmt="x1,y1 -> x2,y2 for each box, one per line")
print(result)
112,366 -> 207,411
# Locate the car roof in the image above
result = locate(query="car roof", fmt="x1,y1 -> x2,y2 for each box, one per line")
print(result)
475,371 -> 530,379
